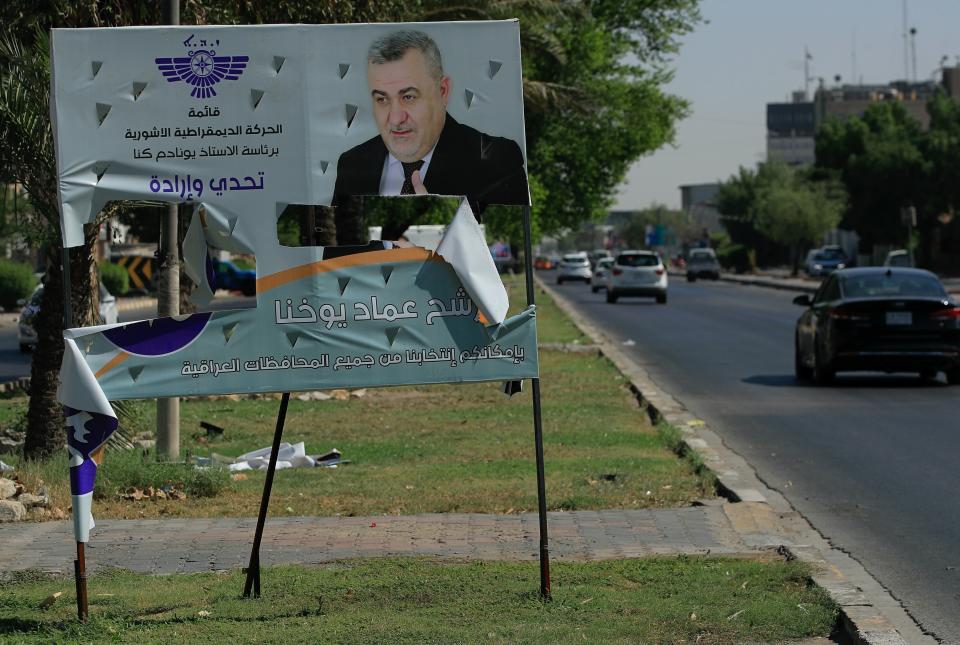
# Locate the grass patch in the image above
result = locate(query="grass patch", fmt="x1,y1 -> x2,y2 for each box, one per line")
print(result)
5,276 -> 712,519
0,557 -> 837,644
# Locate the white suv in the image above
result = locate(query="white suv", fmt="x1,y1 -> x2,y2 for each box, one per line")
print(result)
606,251 -> 668,304
556,252 -> 591,284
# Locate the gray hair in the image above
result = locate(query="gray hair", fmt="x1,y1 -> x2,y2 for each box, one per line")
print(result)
367,30 -> 444,81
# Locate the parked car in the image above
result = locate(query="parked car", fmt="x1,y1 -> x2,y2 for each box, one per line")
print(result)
883,249 -> 913,268
804,247 -> 847,276
590,257 -> 614,293
605,250 -> 667,304
685,248 -> 720,281
19,283 -> 118,353
556,252 -> 591,284
793,267 -> 960,385
213,259 -> 256,296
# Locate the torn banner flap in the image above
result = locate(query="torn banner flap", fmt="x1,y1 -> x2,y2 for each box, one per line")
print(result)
435,198 -> 509,326
58,337 -> 118,543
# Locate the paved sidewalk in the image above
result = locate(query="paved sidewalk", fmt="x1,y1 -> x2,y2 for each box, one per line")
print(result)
0,506 -> 753,575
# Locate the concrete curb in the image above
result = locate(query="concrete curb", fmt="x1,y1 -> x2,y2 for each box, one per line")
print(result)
537,276 -> 916,645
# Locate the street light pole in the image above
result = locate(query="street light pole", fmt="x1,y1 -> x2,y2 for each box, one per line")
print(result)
157,0 -> 181,460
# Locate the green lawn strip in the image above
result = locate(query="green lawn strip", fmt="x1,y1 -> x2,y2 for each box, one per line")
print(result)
9,275 -> 708,518
0,557 -> 837,644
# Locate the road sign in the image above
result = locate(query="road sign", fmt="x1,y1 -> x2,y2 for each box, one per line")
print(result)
114,255 -> 155,291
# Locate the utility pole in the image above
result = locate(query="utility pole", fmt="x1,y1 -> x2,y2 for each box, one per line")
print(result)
157,0 -> 180,461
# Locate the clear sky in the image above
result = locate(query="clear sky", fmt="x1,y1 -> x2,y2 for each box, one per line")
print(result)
613,0 -> 960,210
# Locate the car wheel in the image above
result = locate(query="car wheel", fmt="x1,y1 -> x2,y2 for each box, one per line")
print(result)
656,293 -> 667,305
556,278 -> 563,285
686,275 -> 695,283
606,290 -> 618,304
812,344 -> 834,386
19,343 -> 30,354
946,368 -> 960,385
591,286 -> 599,293
919,369 -> 937,381
794,338 -> 812,381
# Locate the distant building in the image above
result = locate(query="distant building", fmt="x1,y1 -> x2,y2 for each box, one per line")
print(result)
766,67 -> 960,166
766,92 -> 816,165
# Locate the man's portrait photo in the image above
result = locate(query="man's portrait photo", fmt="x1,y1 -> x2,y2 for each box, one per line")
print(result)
333,29 -> 530,215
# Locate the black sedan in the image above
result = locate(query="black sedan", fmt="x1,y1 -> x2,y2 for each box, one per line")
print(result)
794,267 -> 960,385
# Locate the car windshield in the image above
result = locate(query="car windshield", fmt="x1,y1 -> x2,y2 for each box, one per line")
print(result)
617,254 -> 659,267
840,272 -> 946,298
562,254 -> 587,263
597,259 -> 613,269
688,252 -> 715,264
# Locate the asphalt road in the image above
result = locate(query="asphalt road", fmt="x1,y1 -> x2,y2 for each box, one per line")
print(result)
550,275 -> 959,643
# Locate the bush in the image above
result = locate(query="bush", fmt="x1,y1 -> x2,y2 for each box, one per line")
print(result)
716,243 -> 752,274
99,261 -> 129,296
94,450 -> 231,499
0,260 -> 37,310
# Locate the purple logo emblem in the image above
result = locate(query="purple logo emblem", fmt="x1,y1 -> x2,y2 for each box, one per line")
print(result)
155,50 -> 249,99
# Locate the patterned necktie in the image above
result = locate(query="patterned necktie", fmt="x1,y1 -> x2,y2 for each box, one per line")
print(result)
400,160 -> 425,195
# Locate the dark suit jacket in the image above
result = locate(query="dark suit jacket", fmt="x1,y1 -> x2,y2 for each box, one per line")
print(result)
333,114 -> 529,215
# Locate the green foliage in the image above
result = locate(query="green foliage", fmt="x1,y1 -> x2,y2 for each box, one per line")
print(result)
717,164 -> 791,266
717,162 -> 844,270
93,449 -> 230,499
0,559 -> 838,643
815,101 -> 927,249
709,232 -> 752,273
0,258 -> 36,309
753,169 -> 844,251
99,260 -> 129,296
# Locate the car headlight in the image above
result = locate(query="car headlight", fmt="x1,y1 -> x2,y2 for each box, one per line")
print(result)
837,263 -> 846,269
813,264 -> 822,270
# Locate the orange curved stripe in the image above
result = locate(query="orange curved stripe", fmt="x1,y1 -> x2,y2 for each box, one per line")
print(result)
95,351 -> 130,379
257,247 -> 440,293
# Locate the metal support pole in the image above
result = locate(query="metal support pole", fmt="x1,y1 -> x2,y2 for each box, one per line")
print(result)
521,205 -> 551,600
62,246 -> 89,621
157,0 -> 181,461
243,392 -> 291,598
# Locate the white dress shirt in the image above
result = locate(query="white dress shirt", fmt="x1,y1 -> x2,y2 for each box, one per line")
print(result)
378,146 -> 436,195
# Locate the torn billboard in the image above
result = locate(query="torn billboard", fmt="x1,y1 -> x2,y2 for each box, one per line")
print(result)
50,22 -> 537,542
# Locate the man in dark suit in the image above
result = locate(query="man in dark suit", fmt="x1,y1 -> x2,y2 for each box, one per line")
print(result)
333,30 -> 529,216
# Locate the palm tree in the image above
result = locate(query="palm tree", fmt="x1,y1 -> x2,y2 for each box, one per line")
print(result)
0,30 -> 100,458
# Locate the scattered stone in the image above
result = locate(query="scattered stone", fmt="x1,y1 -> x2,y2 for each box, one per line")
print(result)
18,492 -> 50,508
330,389 -> 350,401
350,389 -> 367,398
0,478 -> 16,500
0,499 -> 26,522
0,437 -> 21,453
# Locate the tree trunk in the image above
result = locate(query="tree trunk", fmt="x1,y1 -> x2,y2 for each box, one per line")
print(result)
790,243 -> 800,277
335,197 -> 366,245
24,229 -> 98,460
315,206 -> 337,246
177,205 -> 196,314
